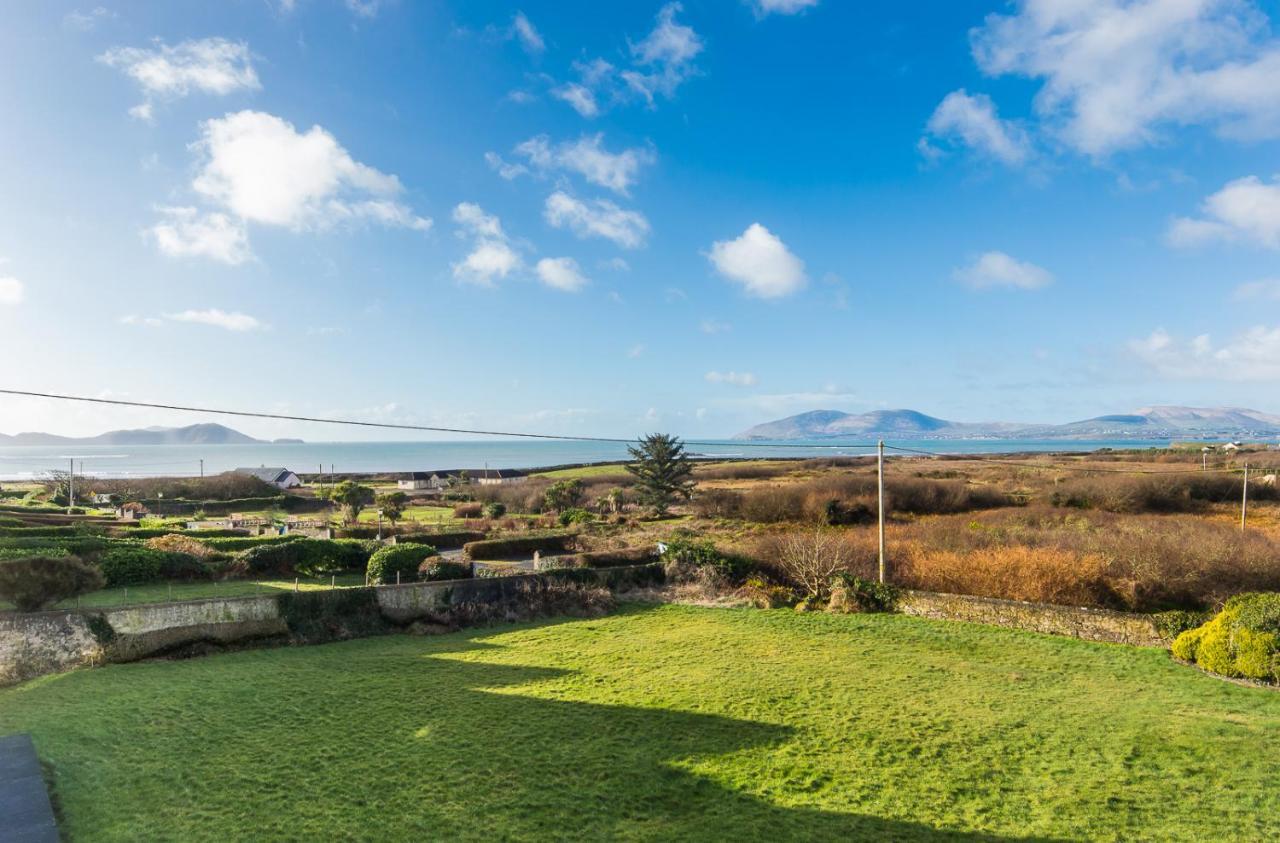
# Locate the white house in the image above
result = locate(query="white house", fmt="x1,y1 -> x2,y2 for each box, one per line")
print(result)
397,468 -> 527,491
235,466 -> 302,490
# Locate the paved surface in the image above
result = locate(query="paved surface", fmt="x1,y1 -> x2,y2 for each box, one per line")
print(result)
0,734 -> 58,842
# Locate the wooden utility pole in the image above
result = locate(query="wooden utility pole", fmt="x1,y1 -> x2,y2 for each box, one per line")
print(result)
1242,462 -> 1249,532
67,457 -> 74,514
199,458 -> 204,478
877,439 -> 886,584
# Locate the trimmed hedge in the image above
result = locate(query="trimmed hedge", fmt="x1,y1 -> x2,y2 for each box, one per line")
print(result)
239,538 -> 377,578
1173,593 -> 1280,682
418,558 -> 473,582
97,546 -> 202,586
367,544 -> 437,585
0,536 -> 113,556
463,532 -> 575,560
396,530 -> 485,549
201,535 -> 306,552
0,526 -> 90,538
556,546 -> 657,569
112,528 -> 251,540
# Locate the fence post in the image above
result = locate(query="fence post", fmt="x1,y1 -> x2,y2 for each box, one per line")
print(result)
1242,462 -> 1249,532
294,577 -> 299,593
330,574 -> 335,590
877,439 -> 886,584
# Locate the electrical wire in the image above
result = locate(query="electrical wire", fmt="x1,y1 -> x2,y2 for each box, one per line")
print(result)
883,443 -> 1263,475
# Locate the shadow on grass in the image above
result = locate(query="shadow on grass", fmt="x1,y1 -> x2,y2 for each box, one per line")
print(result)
285,619 -> 1069,842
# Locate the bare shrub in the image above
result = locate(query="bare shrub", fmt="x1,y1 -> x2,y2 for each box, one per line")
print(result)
145,534 -> 219,559
757,528 -> 869,599
0,556 -> 104,612
452,502 -> 483,518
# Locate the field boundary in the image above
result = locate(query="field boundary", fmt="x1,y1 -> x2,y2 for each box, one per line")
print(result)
896,589 -> 1167,647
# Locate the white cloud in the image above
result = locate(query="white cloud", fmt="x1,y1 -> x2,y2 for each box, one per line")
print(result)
99,38 -> 259,118
119,314 -> 163,327
164,308 -> 265,331
450,202 -> 520,286
700,318 -> 731,334
512,12 -> 544,54
622,2 -> 703,104
707,223 -> 806,298
551,82 -> 601,118
1130,326 -> 1280,380
705,370 -> 758,387
189,110 -> 430,231
952,251 -> 1053,290
148,206 -> 252,265
345,0 -> 380,18
1168,175 -> 1280,248
64,7 -> 114,31
0,277 -> 23,305
544,191 -> 650,248
601,257 -> 630,271
484,151 -> 529,180
970,0 -> 1280,155
535,257 -> 589,292
628,344 -> 647,358
1234,279 -> 1280,300
924,89 -> 1031,165
750,0 -> 819,17
512,134 -> 655,195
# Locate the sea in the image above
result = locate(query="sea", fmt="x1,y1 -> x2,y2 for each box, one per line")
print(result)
0,438 -> 1181,480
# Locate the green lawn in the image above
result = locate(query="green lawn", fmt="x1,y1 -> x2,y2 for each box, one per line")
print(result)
2,605 -> 1278,841
0,573 -> 368,611
533,463 -> 632,480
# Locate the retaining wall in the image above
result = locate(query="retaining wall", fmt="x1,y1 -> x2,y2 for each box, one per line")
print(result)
896,589 -> 1166,647
0,563 -> 663,686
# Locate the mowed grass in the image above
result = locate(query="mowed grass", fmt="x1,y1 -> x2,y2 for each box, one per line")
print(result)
2,605 -> 1279,841
0,573 -> 369,611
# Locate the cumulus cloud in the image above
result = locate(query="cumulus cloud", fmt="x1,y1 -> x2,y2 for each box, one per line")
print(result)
512,12 -> 544,54
707,223 -> 806,298
970,0 -> 1280,155
544,191 -> 650,248
451,202 -> 520,286
98,37 -> 259,119
750,0 -> 819,17
952,251 -> 1053,290
705,370 -> 758,387
622,2 -> 704,104
164,308 -> 265,331
1168,175 -> 1280,248
923,89 -> 1031,165
148,206 -> 252,265
507,134 -> 655,195
0,276 -> 23,305
535,257 -> 590,292
1130,326 -> 1280,380
550,5 -> 701,116
189,111 -> 429,232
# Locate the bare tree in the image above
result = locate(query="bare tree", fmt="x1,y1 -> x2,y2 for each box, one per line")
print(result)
766,528 -> 859,599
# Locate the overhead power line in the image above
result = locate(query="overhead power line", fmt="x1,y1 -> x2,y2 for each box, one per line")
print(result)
0,388 -> 877,450
883,443 -> 1254,475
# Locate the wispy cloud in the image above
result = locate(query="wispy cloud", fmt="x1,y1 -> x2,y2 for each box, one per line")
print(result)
953,251 -> 1052,291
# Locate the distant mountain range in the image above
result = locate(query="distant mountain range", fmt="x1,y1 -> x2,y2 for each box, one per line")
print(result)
0,423 -> 302,446
734,407 -> 1280,441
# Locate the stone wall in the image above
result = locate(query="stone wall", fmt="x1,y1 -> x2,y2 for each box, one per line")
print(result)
896,589 -> 1166,647
0,563 -> 664,686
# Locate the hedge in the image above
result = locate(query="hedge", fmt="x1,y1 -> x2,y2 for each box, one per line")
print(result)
395,530 -> 485,549
239,538 -> 377,578
0,536 -> 114,556
200,535 -> 306,552
97,546 -> 204,586
556,546 -> 657,569
276,588 -> 388,643
418,558 -> 473,582
0,526 -> 90,538
462,532 -> 575,560
110,528 -> 251,540
367,544 -> 437,585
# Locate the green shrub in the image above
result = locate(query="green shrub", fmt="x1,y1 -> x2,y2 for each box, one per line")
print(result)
97,546 -> 193,586
557,546 -> 657,569
661,535 -> 752,582
0,526 -> 87,538
275,588 -> 388,643
558,507 -> 594,527
483,502 -> 507,519
1153,609 -> 1213,641
367,544 -> 436,585
1172,593 -> 1280,681
238,538 -> 376,578
418,558 -> 472,582
827,572 -> 898,613
463,532 -> 575,561
0,555 -> 104,611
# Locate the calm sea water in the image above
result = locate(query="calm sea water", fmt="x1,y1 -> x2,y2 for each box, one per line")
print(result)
0,438 -> 1179,480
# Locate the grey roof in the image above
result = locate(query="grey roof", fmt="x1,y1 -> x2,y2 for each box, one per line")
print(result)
235,467 -> 293,483
403,468 -> 526,481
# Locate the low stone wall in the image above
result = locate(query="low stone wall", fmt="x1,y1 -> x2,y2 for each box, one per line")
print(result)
896,589 -> 1166,647
0,611 -> 102,686
0,563 -> 664,686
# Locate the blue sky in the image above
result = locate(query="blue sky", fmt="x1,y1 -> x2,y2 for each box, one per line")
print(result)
3,0 -> 1280,440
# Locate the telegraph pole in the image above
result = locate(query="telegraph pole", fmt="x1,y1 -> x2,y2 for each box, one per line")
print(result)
877,440 -> 886,584
67,457 -> 74,514
1242,462 -> 1249,532
199,458 -> 204,479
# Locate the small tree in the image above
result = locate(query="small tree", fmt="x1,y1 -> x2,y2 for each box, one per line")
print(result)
766,528 -> 858,600
376,491 -> 409,525
626,433 -> 696,516
543,479 -> 585,513
325,481 -> 375,525
0,556 -> 104,612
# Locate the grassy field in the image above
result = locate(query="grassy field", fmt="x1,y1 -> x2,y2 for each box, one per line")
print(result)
532,463 -> 633,480
1,605 -> 1277,841
0,573 -> 368,611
